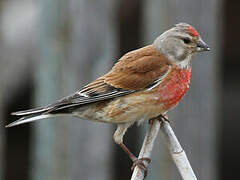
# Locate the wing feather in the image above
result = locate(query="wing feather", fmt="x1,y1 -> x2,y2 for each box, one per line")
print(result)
12,45 -> 171,116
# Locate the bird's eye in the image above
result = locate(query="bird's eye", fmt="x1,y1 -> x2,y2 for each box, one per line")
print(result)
182,38 -> 191,44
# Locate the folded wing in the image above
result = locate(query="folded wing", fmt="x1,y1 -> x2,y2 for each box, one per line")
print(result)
8,45 -> 171,127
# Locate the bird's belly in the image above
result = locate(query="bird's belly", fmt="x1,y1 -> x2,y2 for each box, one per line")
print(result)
75,92 -> 166,124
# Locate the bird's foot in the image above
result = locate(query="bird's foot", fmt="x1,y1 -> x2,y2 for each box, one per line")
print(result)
149,114 -> 169,127
158,114 -> 169,127
131,157 -> 151,177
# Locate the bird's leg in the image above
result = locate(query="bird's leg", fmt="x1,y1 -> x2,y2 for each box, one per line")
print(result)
119,143 -> 151,172
114,123 -> 151,176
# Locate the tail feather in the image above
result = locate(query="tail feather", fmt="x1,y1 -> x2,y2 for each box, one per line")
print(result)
8,103 -> 73,127
6,114 -> 56,128
11,107 -> 52,116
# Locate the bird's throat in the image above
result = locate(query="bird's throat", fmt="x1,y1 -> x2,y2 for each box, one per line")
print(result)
177,55 -> 192,69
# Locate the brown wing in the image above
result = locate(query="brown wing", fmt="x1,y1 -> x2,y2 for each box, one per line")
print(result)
76,45 -> 171,98
21,45 -> 171,113
104,45 -> 171,90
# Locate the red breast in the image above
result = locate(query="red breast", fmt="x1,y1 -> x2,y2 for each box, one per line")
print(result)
157,67 -> 192,109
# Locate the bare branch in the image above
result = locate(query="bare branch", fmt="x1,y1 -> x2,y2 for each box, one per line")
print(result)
131,117 -> 197,180
131,119 -> 161,180
160,120 -> 197,180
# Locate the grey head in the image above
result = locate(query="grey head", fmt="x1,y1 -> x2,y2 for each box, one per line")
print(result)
153,23 -> 210,68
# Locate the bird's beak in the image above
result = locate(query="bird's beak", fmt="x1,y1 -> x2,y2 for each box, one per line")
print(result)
196,39 -> 210,52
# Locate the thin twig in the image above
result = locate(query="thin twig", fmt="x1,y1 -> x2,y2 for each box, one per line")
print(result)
131,119 -> 161,180
131,117 -> 197,180
160,120 -> 197,180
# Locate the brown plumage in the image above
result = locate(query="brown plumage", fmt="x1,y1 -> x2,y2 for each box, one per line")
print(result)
104,45 -> 171,90
82,45 -> 171,93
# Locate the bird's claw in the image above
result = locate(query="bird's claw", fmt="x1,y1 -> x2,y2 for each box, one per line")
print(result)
149,114 -> 170,127
158,114 -> 170,127
131,157 -> 151,177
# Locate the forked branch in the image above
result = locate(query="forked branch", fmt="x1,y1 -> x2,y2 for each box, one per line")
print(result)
131,116 -> 197,180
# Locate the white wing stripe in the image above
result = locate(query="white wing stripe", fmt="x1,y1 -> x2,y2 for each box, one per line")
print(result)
146,66 -> 171,90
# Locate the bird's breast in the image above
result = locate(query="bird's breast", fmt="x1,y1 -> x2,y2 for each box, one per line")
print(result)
156,67 -> 192,108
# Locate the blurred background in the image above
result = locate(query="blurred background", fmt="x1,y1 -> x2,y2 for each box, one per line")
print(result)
0,0 -> 239,179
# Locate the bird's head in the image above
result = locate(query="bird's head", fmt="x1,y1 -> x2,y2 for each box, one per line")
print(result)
153,23 -> 210,67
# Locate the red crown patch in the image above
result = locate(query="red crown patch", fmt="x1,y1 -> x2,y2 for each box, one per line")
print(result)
188,25 -> 199,37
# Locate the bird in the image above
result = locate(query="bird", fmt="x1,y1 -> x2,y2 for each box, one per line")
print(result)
7,23 -> 210,173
